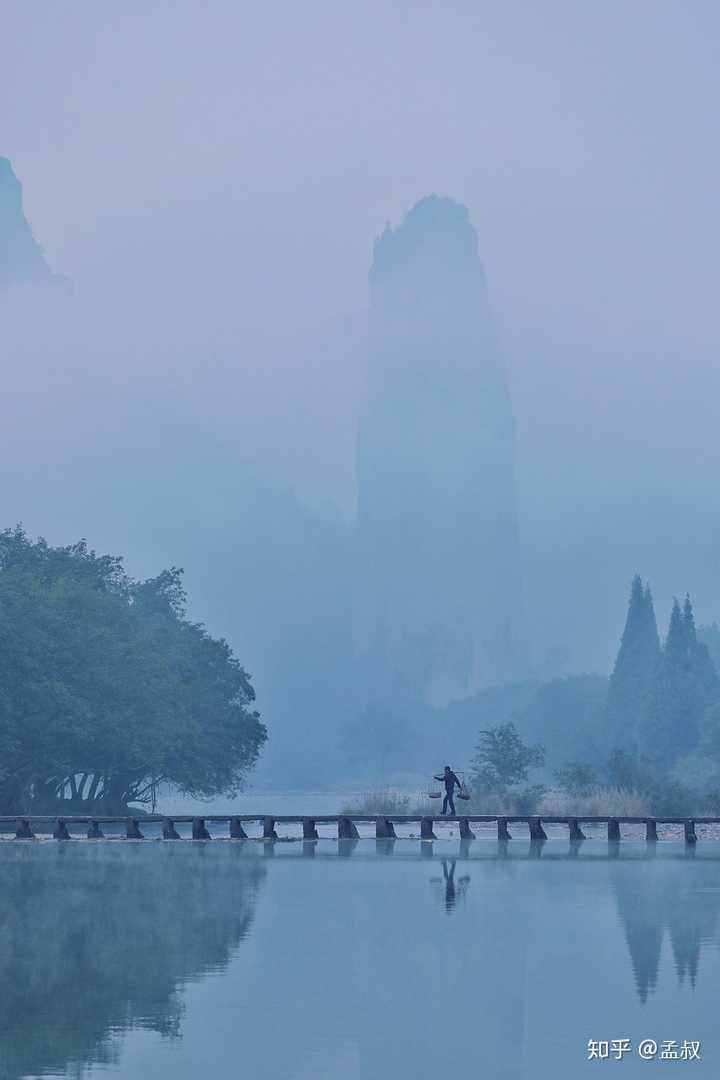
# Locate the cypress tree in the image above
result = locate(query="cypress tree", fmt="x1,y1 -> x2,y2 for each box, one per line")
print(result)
640,595 -> 719,767
644,584 -> 660,656
605,576 -> 660,751
683,594 -> 719,710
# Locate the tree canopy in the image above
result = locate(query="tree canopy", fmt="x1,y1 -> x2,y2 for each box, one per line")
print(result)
470,721 -> 545,806
0,526 -> 266,813
638,595 -> 718,768
605,575 -> 660,752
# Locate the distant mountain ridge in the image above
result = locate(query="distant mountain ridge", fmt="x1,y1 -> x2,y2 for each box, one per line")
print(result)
0,157 -> 69,292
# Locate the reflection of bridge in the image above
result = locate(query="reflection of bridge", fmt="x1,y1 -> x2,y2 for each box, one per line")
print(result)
1,813 -> 718,842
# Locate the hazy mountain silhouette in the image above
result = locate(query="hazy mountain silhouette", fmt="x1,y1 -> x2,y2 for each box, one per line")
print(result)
356,195 -> 524,706
0,157 -> 69,293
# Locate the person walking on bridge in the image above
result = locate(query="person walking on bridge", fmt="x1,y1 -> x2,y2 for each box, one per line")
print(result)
434,765 -> 462,816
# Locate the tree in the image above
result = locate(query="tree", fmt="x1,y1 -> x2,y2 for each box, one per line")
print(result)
605,748 -> 654,793
515,674 -> 606,765
605,576 -> 660,752
0,527 -> 266,812
682,595 -> 718,703
470,722 -> 545,801
554,762 -> 599,797
698,622 -> 720,671
639,596 -> 719,769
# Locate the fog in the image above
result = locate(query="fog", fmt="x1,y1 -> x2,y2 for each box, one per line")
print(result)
2,3 -> 720,784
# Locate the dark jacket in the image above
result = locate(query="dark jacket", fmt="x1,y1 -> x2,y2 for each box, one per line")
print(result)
435,770 -> 461,794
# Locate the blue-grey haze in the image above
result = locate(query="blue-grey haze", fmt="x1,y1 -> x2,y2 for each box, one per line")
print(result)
1,4 -> 720,784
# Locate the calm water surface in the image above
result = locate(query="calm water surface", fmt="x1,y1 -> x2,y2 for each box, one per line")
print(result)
1,837 -> 719,1079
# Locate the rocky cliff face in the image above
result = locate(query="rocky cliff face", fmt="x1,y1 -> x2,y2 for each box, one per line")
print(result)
355,195 -> 524,705
0,157 -> 67,291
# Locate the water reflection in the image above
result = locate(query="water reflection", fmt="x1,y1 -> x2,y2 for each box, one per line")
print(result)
0,843 -> 264,1080
612,855 -> 720,1002
429,859 -> 471,911
324,836 -> 720,1000
2,839 -> 720,1080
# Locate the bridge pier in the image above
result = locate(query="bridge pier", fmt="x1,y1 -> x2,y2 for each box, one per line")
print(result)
126,818 -> 144,840
420,817 -> 437,840
163,819 -> 181,839
608,819 -> 621,842
230,816 -> 248,839
529,817 -> 547,841
646,819 -> 658,842
14,819 -> 34,839
87,820 -> 104,839
338,816 -> 360,840
376,817 -> 396,839
459,818 -> 475,840
303,817 -> 319,840
497,817 -> 512,841
263,816 -> 279,840
53,819 -> 71,840
569,818 -> 586,841
684,820 -> 698,845
192,817 -> 211,840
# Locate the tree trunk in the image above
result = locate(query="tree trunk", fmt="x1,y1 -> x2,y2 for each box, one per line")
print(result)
87,773 -> 102,804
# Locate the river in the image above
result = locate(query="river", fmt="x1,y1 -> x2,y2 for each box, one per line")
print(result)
1,834 -> 718,1078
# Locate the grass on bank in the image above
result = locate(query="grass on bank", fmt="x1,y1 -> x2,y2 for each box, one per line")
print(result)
537,787 -> 651,816
339,787 -> 704,817
340,790 -> 437,816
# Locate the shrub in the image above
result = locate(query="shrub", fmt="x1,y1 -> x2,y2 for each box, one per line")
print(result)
646,778 -> 696,816
554,762 -> 599,797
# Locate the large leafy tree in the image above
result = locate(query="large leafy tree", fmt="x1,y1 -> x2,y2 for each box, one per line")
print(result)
0,527 -> 266,812
470,721 -> 545,799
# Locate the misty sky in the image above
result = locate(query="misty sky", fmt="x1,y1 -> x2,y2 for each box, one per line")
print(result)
2,2 -> 720,673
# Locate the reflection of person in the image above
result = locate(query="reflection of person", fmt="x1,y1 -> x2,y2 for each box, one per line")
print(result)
434,765 -> 461,816
440,859 -> 471,912
431,860 -> 471,912
442,859 -> 456,910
